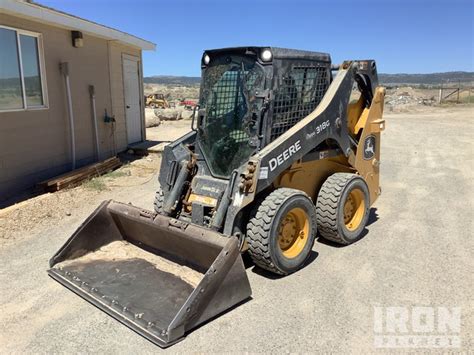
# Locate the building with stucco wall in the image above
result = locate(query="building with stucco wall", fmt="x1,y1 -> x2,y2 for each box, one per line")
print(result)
0,0 -> 155,201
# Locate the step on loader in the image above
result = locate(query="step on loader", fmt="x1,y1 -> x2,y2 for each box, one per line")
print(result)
49,47 -> 385,347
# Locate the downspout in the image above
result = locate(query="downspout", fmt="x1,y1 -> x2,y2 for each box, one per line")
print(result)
60,62 -> 76,170
138,55 -> 146,141
107,40 -> 117,156
89,85 -> 100,161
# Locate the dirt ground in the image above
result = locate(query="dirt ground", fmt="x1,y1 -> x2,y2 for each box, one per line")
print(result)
146,117 -> 192,142
55,240 -> 203,287
0,104 -> 473,352
0,155 -> 160,247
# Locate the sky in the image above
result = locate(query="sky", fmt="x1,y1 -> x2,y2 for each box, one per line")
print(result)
39,0 -> 474,77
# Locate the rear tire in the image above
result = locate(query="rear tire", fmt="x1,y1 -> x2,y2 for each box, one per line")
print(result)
316,173 -> 370,245
154,187 -> 164,214
246,188 -> 317,275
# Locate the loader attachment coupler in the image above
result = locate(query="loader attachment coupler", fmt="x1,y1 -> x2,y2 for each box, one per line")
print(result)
48,200 -> 251,347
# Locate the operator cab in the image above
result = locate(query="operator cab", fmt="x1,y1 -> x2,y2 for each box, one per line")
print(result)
195,47 -> 331,179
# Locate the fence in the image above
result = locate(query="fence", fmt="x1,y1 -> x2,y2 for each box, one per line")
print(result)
438,83 -> 474,104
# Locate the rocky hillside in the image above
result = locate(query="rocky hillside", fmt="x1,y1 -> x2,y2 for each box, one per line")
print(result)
144,72 -> 474,87
144,76 -> 200,86
379,71 -> 474,86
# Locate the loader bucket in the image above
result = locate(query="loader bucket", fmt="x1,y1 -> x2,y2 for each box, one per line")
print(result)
48,200 -> 251,347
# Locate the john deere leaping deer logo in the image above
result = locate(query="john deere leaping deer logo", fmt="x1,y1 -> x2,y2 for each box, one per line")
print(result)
364,135 -> 376,160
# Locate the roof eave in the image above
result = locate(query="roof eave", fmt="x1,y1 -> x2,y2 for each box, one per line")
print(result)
1,0 -> 156,51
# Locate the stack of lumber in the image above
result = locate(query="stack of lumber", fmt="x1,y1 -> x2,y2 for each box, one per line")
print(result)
38,157 -> 122,192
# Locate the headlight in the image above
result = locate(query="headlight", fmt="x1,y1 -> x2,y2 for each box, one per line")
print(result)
260,49 -> 272,62
203,54 -> 210,65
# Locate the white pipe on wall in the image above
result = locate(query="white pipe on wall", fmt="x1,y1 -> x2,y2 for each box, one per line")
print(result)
89,85 -> 100,161
60,62 -> 76,170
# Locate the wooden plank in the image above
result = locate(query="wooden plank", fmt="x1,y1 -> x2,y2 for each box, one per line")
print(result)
38,157 -> 119,187
53,159 -> 120,186
55,160 -> 122,189
54,166 -> 118,190
38,157 -> 122,192
55,161 -> 121,190
62,158 -> 119,185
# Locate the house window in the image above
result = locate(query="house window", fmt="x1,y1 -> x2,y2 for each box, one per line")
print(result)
0,26 -> 47,111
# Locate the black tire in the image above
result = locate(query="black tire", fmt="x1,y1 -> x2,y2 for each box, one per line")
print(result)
246,188 -> 317,275
316,173 -> 370,245
154,187 -> 164,214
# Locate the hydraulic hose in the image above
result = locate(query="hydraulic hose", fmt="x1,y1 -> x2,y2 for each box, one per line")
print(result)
210,170 -> 238,231
162,160 -> 190,216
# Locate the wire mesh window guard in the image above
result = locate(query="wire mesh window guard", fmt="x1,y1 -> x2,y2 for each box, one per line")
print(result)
271,66 -> 329,141
199,58 -> 264,177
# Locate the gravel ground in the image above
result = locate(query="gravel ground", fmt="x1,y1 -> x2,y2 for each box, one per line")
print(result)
0,155 -> 160,247
146,118 -> 191,143
0,106 -> 473,353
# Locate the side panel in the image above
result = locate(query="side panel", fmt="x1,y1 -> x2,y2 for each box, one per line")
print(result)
351,87 -> 386,204
256,65 -> 354,193
222,65 -> 354,235
273,155 -> 354,201
222,61 -> 383,235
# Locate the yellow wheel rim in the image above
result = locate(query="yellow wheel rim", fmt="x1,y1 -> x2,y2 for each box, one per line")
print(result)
278,207 -> 310,258
343,188 -> 365,231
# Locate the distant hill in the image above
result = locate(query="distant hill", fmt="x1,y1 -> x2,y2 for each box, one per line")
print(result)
144,75 -> 201,86
144,72 -> 474,86
379,71 -> 474,85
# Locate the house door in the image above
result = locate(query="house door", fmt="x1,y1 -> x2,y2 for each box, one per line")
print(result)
123,56 -> 142,144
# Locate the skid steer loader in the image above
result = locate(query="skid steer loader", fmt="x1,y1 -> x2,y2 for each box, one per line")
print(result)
48,47 -> 385,347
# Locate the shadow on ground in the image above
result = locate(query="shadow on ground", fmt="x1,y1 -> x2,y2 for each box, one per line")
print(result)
246,250 -> 319,280
316,208 -> 379,248
128,140 -> 166,150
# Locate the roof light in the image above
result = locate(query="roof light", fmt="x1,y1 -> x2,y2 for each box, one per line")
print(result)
203,54 -> 210,65
261,49 -> 272,62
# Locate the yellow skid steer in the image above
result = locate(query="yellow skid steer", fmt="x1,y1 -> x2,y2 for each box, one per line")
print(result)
49,47 -> 385,347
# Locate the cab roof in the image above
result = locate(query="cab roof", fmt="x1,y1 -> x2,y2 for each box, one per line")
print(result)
204,46 -> 331,63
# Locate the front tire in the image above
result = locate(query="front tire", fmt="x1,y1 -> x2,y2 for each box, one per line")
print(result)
246,188 -> 317,275
316,173 -> 370,245
154,187 -> 164,214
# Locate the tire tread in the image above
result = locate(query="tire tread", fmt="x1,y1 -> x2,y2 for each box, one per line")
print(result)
316,173 -> 360,245
247,188 -> 314,275
154,187 -> 164,214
